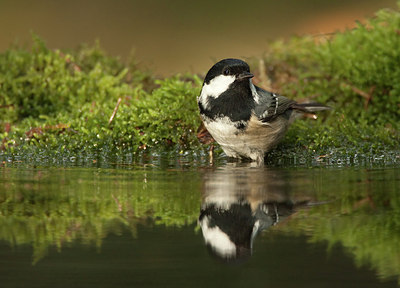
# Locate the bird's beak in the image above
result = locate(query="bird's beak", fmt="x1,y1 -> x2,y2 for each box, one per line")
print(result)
237,71 -> 254,81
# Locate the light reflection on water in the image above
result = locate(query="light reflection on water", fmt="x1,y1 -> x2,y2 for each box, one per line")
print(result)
0,163 -> 399,287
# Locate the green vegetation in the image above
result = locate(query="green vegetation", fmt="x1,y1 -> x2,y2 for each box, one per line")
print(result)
1,5 -> 400,165
257,6 -> 400,163
0,36 -> 201,162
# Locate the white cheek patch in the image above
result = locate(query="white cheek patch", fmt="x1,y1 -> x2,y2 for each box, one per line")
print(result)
198,75 -> 235,110
203,75 -> 236,98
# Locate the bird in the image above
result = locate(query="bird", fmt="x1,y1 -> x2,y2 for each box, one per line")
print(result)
197,58 -> 330,164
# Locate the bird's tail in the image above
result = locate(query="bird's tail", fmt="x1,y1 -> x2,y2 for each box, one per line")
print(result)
291,102 -> 331,113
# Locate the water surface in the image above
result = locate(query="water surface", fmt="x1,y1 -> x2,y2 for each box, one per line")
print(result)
0,163 -> 399,287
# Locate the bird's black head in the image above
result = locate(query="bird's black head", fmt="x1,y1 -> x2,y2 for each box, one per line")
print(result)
199,58 -> 255,123
203,58 -> 253,85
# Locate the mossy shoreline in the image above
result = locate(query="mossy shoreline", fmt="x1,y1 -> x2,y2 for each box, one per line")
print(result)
1,5 -> 399,167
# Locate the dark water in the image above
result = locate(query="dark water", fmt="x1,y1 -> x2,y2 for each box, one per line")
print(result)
0,163 -> 399,287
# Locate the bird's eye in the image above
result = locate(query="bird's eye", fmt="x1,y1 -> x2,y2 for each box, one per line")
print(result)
223,69 -> 230,75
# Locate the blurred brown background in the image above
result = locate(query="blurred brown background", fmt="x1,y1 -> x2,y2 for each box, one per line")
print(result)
0,0 -> 397,76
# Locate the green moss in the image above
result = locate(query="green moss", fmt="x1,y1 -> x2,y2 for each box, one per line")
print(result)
1,4 -> 400,165
256,4 -> 400,163
257,7 -> 400,127
0,36 -> 201,158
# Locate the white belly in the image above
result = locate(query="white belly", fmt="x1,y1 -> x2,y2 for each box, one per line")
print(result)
203,115 -> 290,162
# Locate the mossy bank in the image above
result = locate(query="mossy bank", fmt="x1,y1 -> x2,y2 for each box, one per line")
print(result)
1,4 -> 400,167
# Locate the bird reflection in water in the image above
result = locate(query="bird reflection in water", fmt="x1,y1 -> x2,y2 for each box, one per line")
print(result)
198,163 -> 310,261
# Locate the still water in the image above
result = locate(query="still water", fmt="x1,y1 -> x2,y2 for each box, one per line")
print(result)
0,161 -> 399,287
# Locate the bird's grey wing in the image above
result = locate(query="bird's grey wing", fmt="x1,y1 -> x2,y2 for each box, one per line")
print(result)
253,87 -> 296,122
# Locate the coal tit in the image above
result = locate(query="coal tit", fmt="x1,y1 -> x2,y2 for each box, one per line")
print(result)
198,58 -> 330,163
